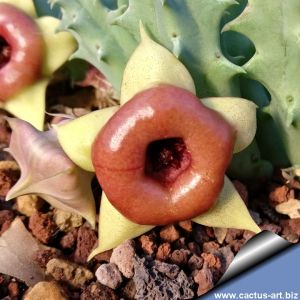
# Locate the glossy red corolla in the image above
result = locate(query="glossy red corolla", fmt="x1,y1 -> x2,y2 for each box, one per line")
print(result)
0,3 -> 43,101
92,85 -> 235,225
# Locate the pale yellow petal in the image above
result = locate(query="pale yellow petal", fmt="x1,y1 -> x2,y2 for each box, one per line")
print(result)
193,176 -> 261,233
36,17 -> 77,76
2,79 -> 48,130
55,107 -> 119,171
120,23 -> 195,104
88,193 -> 153,259
201,97 -> 257,153
0,0 -> 36,17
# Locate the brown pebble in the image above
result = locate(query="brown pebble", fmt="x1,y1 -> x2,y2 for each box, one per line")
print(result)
170,249 -> 190,266
46,258 -> 93,288
156,242 -> 172,261
225,229 -> 244,244
280,218 -> 300,243
193,266 -> 214,296
160,224 -> 180,242
34,248 -> 60,268
94,249 -> 113,263
178,220 -> 193,232
231,239 -> 246,253
243,230 -> 256,242
0,161 -> 19,197
24,281 -> 67,300
110,239 -> 135,278
188,254 -> 204,271
233,180 -> 249,206
201,253 -> 221,269
260,223 -> 281,234
29,212 -> 57,244
0,274 -> 5,284
0,118 -> 11,145
95,263 -> 123,289
138,233 -> 157,255
203,241 -> 220,253
269,185 -> 293,207
74,225 -> 97,264
60,228 -> 78,250
121,279 -> 136,300
205,227 -> 215,238
217,246 -> 235,274
173,237 -> 188,250
80,282 -> 118,300
8,281 -> 19,298
0,209 -> 14,226
1,219 -> 13,235
192,224 -> 210,244
188,242 -> 201,255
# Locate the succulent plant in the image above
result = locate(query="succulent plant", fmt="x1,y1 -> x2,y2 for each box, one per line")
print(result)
50,0 -> 277,179
0,0 -> 76,129
225,0 -> 300,168
4,0 -> 299,260
55,28 -> 259,257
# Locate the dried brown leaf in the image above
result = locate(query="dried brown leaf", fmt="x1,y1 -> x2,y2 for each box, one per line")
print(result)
0,218 -> 46,286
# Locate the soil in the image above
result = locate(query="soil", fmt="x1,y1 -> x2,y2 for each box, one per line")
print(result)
0,75 -> 299,299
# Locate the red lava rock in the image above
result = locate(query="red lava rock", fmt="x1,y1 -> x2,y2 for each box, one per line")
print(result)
0,119 -> 11,144
95,263 -> 123,290
260,223 -> 281,234
34,248 -> 60,268
205,227 -> 215,238
0,209 -> 14,225
170,249 -> 190,266
201,253 -> 222,270
202,241 -> 220,253
225,229 -> 244,244
231,239 -> 246,253
216,246 -> 235,274
110,239 -> 135,278
8,281 -> 19,298
74,225 -> 97,264
133,256 -> 194,300
188,254 -> 204,271
269,185 -> 294,207
60,228 -> 78,250
94,250 -> 113,263
280,218 -> 300,243
159,225 -> 180,243
193,266 -> 214,296
46,258 -> 93,287
188,242 -> 201,255
0,274 -> 5,284
154,260 -> 180,279
29,212 -> 57,244
243,230 -> 256,242
121,279 -> 136,299
233,180 -> 249,206
173,237 -> 188,250
192,224 -> 210,244
156,242 -> 172,261
0,210 -> 14,234
0,166 -> 19,198
0,219 -> 13,235
138,233 -> 157,256
80,282 -> 118,300
178,220 -> 193,232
